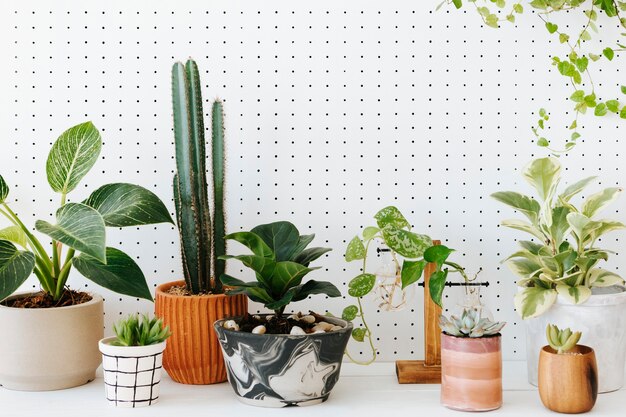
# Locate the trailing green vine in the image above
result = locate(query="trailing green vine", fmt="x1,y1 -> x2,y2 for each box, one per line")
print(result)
439,0 -> 626,152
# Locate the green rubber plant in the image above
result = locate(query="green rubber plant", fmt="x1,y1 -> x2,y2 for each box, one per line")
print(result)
343,206 -> 478,364
0,122 -> 174,303
492,157 -> 625,319
440,0 -> 626,152
171,58 -> 227,294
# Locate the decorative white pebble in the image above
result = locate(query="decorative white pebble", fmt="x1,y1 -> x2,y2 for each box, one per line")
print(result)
330,325 -> 343,332
253,315 -> 261,320
266,315 -> 274,321
313,329 -> 326,334
287,314 -> 300,321
223,320 -> 240,331
301,315 -> 316,324
290,326 -> 306,335
252,325 -> 266,335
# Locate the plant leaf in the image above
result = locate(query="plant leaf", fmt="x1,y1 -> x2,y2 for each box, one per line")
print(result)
500,219 -> 546,241
290,279 -> 341,302
559,176 -> 597,202
429,269 -> 448,308
362,226 -> 380,241
348,273 -> 376,297
292,234 -> 315,258
549,206 -> 572,248
0,226 -> 28,248
514,286 -> 558,319
46,122 -> 102,194
491,191 -> 541,224
35,203 -> 106,262
582,187 -> 622,218
224,231 -> 274,258
342,305 -> 359,321
523,157 -> 561,202
72,247 -> 152,301
545,22 -> 558,34
589,219 -> 626,241
219,255 -> 275,289
423,245 -> 454,268
381,225 -> 431,258
588,268 -> 625,287
401,259 -> 427,289
556,284 -> 592,305
345,236 -> 366,262
0,174 -> 8,203
374,206 -> 410,229
506,257 -> 543,280
84,183 -> 173,227
352,328 -> 366,342
0,240 -> 35,301
251,221 -> 300,261
270,261 -> 315,295
293,247 -> 332,266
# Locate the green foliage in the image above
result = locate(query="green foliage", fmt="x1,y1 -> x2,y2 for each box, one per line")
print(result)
440,308 -> 506,338
343,206 -> 478,364
492,157 -> 625,319
443,0 -> 626,153
172,59 -> 228,294
546,324 -> 582,354
0,122 -> 173,302
111,314 -> 171,347
219,221 -> 340,316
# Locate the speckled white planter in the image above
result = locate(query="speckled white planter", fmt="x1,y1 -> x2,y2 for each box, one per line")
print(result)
99,337 -> 166,408
524,286 -> 626,393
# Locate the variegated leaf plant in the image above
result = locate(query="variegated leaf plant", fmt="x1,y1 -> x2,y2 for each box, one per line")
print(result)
0,122 -> 173,303
492,157 -> 625,319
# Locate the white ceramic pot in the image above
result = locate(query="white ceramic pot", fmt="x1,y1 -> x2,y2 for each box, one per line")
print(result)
99,337 -> 166,407
0,293 -> 103,391
524,286 -> 626,392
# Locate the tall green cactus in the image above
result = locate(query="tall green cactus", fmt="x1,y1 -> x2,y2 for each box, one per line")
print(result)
171,59 -> 226,294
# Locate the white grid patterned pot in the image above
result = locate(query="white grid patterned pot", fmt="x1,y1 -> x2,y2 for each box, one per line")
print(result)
98,337 -> 166,408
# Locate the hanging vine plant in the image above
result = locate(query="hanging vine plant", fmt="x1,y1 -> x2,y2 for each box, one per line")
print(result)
439,0 -> 626,152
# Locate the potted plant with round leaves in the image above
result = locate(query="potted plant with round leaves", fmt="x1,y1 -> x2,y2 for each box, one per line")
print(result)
154,58 -> 247,385
99,314 -> 171,408
0,121 -> 173,391
492,156 -> 626,392
439,308 -> 506,412
539,325 -> 598,414
214,220 -> 349,408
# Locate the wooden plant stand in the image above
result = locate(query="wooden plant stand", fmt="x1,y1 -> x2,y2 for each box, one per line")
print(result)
395,240 -> 442,384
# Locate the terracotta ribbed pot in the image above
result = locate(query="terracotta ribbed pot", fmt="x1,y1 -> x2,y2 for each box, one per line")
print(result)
538,345 -> 598,414
154,281 -> 247,385
441,333 -> 502,412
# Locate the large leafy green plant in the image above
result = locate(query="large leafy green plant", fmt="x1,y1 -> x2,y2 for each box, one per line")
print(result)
441,0 -> 626,152
492,157 -> 625,319
343,206 -> 475,364
219,221 -> 341,317
0,122 -> 173,303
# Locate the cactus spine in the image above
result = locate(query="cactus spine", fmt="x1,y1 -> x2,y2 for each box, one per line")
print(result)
172,59 -> 225,294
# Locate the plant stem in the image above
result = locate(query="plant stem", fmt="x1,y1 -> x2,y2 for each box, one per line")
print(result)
344,296 -> 377,365
55,248 -> 75,298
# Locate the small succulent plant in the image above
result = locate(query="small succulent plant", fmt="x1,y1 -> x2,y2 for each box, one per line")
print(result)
439,308 -> 506,338
546,324 -> 582,354
111,314 -> 171,347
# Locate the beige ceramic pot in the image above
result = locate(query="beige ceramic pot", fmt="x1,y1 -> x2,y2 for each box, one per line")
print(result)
0,293 -> 104,391
441,333 -> 503,411
154,280 -> 247,384
538,345 -> 598,414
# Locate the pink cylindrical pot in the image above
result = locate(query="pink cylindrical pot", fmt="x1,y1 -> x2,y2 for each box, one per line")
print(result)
441,333 -> 502,411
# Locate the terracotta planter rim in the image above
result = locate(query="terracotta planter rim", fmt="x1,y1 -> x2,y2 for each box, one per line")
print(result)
541,344 -> 594,356
0,292 -> 103,312
155,280 -> 230,299
214,314 -> 353,338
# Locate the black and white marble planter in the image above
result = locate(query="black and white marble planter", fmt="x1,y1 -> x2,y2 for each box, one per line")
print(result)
214,315 -> 352,407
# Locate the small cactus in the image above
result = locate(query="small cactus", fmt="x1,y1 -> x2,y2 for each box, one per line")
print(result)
439,307 -> 506,338
546,324 -> 582,354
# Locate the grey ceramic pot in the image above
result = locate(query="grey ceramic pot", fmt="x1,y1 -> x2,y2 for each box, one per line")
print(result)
214,315 -> 352,407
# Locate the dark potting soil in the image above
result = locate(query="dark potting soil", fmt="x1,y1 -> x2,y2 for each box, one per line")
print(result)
237,312 -> 327,334
1,289 -> 92,308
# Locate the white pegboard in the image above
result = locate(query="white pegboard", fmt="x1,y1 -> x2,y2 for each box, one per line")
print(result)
0,0 -> 624,363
